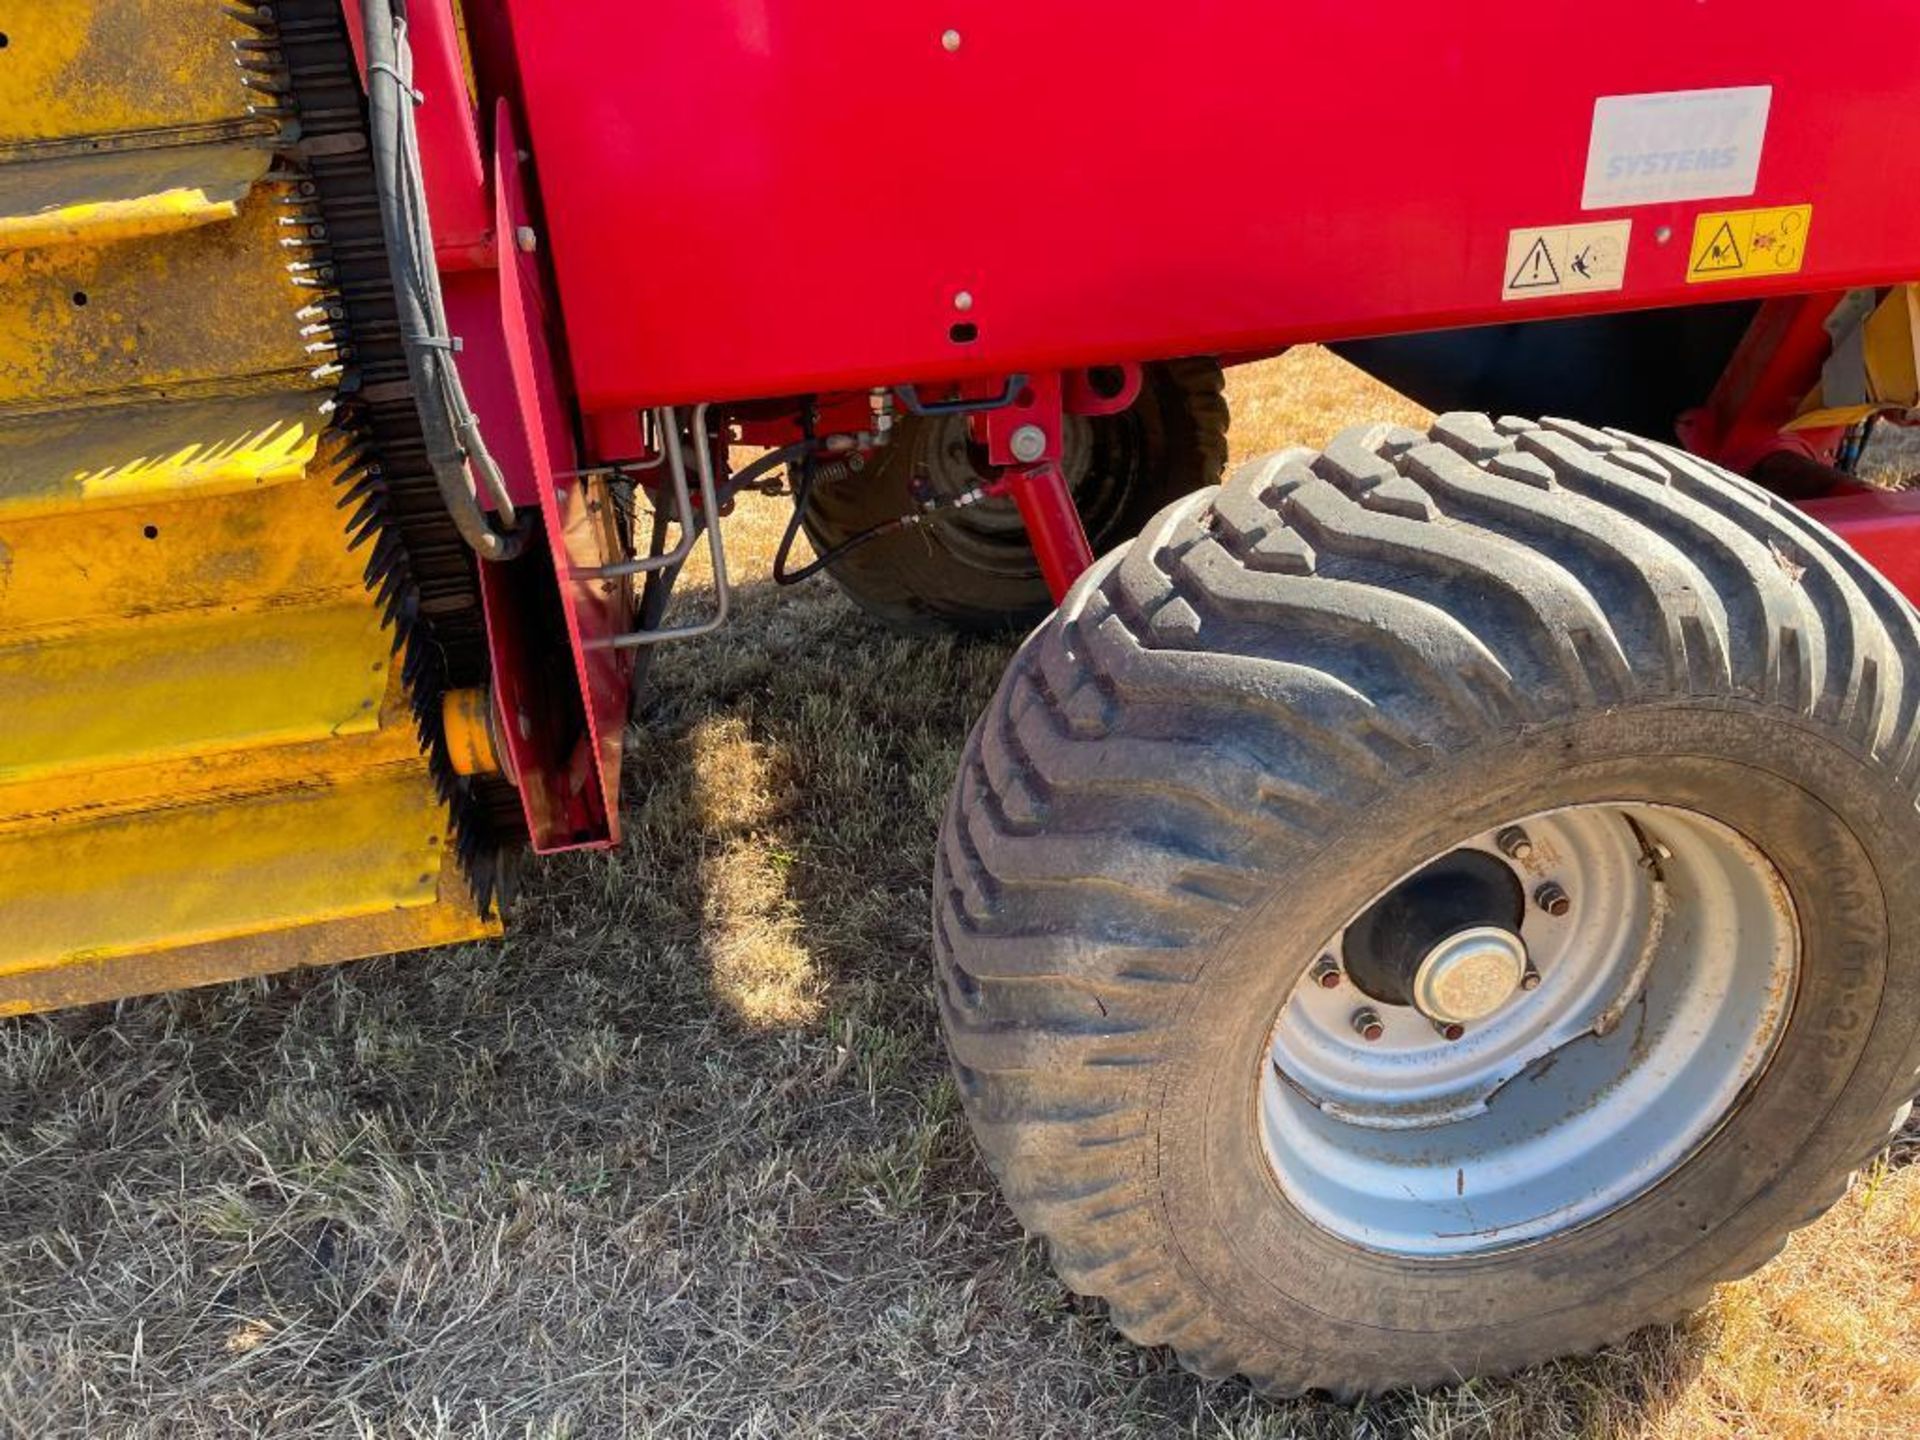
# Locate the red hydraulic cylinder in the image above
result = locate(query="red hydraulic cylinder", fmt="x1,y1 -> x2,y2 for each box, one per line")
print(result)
1005,462 -> 1096,602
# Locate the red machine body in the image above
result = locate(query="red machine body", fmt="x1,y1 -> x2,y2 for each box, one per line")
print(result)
394,0 -> 1920,854
502,1 -> 1920,411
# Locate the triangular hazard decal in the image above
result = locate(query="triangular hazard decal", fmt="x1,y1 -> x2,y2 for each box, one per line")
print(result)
1507,237 -> 1560,290
1693,220 -> 1744,273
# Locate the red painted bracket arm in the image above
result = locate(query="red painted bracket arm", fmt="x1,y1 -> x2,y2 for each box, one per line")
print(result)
343,0 -> 495,270
972,368 -> 1148,601
1678,293 -> 1850,474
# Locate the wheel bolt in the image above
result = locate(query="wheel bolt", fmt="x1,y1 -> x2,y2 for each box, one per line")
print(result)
1434,1020 -> 1465,1042
1520,965 -> 1542,991
1310,956 -> 1343,989
1495,825 -> 1535,862
1533,881 -> 1571,917
1351,1008 -> 1385,1042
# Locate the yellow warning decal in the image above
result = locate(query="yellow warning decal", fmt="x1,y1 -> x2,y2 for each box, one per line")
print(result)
1501,220 -> 1631,302
1687,204 -> 1812,283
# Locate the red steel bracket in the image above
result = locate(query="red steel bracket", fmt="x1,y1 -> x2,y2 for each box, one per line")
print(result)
492,101 -> 627,845
971,369 -> 1152,601
438,98 -> 625,851
973,373 -> 1094,601
341,0 -> 493,269
1679,293 -> 1850,475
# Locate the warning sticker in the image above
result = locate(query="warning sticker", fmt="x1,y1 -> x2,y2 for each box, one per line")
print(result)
1501,220 -> 1632,301
1686,205 -> 1812,283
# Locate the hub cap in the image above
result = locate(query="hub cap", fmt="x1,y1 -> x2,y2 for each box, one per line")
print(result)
1412,926 -> 1527,1023
1260,803 -> 1799,1257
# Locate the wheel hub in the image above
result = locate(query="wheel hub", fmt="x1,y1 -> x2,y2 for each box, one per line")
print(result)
1339,848 -> 1525,1014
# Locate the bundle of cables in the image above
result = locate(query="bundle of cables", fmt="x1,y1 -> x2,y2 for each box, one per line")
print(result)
360,0 -> 525,561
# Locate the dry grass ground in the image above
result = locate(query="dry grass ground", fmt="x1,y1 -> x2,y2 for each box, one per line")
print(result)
5,350 -> 1920,1438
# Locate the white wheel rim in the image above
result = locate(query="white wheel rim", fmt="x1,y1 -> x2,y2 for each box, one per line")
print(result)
1259,803 -> 1800,1257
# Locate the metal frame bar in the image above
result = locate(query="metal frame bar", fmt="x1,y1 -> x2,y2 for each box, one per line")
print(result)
586,404 -> 733,650
572,407 -> 698,580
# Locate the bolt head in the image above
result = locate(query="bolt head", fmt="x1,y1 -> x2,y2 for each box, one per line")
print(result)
1520,967 -> 1542,991
941,28 -> 962,51
1009,424 -> 1048,463
1495,825 -> 1535,862
1351,1008 -> 1384,1042
1311,957 -> 1343,989
514,225 -> 538,254
952,289 -> 975,312
1534,882 -> 1571,917
1435,1020 -> 1465,1042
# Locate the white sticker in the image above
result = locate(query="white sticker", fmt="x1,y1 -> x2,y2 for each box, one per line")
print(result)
1582,86 -> 1771,210
1502,220 -> 1632,301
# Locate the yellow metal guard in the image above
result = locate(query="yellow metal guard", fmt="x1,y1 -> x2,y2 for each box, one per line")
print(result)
0,2 -> 498,1015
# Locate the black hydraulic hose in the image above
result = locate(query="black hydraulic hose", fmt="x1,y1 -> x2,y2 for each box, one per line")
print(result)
770,451 -> 960,587
626,506 -> 681,707
717,441 -> 814,507
361,0 -> 525,561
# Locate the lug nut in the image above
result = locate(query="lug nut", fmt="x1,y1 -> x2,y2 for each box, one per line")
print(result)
1495,825 -> 1535,862
1310,956 -> 1343,989
1533,881 -> 1571,917
1351,1008 -> 1385,1042
1520,965 -> 1542,991
1434,1020 -> 1466,1042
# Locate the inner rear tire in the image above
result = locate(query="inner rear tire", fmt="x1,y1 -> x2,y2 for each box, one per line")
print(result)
803,358 -> 1228,635
935,414 -> 1920,1394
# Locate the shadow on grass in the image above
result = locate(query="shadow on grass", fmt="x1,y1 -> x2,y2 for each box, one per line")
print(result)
0,565 -> 1880,1438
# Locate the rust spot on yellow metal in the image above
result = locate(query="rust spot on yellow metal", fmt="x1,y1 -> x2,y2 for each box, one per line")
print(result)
0,188 -> 323,412
0,2 -> 268,151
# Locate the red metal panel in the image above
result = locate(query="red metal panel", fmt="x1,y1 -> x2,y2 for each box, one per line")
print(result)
492,100 -> 628,845
346,0 -> 493,268
505,1 -> 1920,412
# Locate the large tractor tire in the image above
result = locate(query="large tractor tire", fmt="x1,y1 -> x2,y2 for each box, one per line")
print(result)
804,359 -> 1228,635
935,414 -> 1920,1394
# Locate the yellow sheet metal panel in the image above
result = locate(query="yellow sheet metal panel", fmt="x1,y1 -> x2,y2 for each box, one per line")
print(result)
0,762 -> 474,976
0,1 -> 501,1009
0,599 -> 394,788
0,680 -> 424,837
0,868 -> 498,1019
0,187 -> 321,414
0,1 -> 268,152
0,388 -> 325,521
0,145 -> 275,249
0,416 -> 358,633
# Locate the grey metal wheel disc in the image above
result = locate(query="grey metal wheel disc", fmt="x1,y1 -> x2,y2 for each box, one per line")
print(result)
1260,803 -> 1799,1257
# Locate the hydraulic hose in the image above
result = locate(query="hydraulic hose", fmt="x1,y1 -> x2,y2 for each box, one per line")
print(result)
361,0 -> 526,561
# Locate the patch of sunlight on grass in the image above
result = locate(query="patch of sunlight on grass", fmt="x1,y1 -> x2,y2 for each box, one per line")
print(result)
689,713 -> 820,1029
